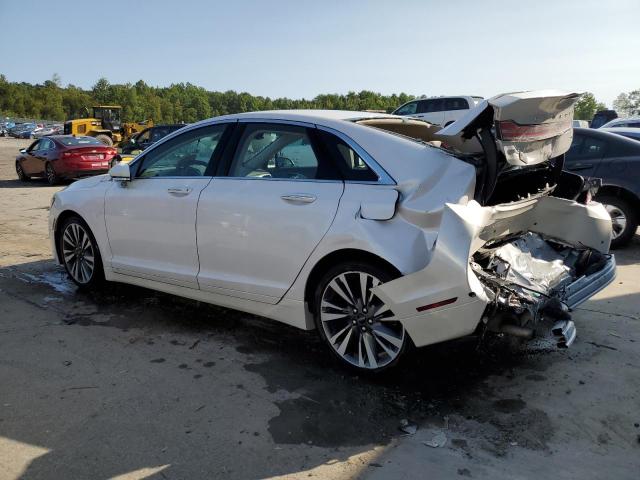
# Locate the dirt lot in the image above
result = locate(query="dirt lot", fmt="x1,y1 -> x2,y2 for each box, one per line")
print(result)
0,136 -> 639,480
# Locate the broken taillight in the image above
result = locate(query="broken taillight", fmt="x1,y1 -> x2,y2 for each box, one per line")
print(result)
495,119 -> 572,142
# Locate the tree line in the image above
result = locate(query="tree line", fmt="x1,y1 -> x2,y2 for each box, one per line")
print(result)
0,74 -> 414,124
1,74 -> 628,124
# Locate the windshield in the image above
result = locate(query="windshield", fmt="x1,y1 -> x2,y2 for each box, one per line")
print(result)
56,136 -> 104,146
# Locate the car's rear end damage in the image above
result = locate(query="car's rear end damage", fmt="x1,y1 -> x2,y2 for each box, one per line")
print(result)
368,90 -> 616,349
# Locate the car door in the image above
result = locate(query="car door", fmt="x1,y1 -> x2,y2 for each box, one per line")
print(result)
564,132 -> 606,177
104,123 -> 230,288
196,122 -> 344,304
34,138 -> 54,174
20,140 -> 41,174
416,99 -> 445,125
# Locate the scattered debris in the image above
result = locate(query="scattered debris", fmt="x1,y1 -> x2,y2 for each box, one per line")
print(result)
586,341 -> 618,351
399,419 -> 417,435
62,360 -> 72,366
369,463 -> 383,468
189,339 -> 201,350
608,331 -> 621,338
423,431 -> 447,448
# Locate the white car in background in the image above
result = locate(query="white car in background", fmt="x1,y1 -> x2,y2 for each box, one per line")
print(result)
49,90 -> 616,372
392,95 -> 484,126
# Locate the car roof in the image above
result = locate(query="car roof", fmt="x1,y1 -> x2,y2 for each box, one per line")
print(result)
601,127 -> 640,134
187,110 -> 398,129
574,127 -> 640,152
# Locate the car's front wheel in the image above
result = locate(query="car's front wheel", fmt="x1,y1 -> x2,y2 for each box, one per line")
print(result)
597,195 -> 638,248
58,216 -> 104,289
314,262 -> 408,373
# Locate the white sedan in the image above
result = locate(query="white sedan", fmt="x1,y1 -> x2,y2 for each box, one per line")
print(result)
49,90 -> 616,372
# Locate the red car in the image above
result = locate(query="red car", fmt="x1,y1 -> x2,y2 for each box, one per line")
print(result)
15,135 -> 117,185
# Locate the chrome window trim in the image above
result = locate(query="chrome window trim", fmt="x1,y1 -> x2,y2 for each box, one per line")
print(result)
237,118 -> 315,128
315,125 -> 396,185
210,176 -> 343,184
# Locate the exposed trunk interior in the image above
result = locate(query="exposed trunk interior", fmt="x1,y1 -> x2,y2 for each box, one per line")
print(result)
356,117 -> 584,207
471,232 -> 610,346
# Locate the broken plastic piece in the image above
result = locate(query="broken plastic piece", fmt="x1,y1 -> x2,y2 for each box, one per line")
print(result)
423,431 -> 447,448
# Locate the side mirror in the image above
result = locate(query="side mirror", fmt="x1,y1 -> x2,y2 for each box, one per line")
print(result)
109,162 -> 131,181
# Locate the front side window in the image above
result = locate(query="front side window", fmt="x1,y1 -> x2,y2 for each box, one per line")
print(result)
394,102 -> 418,116
136,129 -> 151,143
39,138 -> 53,150
136,124 -> 227,178
567,134 -> 605,160
228,124 -> 338,180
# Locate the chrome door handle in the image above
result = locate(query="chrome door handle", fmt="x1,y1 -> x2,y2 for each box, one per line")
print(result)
281,194 -> 317,204
167,186 -> 192,196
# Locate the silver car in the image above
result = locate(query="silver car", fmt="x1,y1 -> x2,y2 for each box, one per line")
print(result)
49,90 -> 616,372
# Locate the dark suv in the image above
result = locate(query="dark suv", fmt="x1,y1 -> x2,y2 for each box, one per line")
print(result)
120,124 -> 185,154
565,128 -> 640,247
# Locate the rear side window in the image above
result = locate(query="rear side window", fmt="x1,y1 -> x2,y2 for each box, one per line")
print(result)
444,98 -> 469,111
227,124 -> 341,180
394,102 -> 418,115
316,130 -> 378,182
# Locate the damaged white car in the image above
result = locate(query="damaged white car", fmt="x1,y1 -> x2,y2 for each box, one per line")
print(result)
49,90 -> 616,372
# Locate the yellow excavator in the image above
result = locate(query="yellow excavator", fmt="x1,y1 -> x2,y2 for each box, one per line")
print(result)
63,106 -> 152,146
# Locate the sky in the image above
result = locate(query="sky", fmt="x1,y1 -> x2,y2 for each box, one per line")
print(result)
1,0 -> 639,106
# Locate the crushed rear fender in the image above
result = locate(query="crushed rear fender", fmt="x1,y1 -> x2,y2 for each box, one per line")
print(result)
372,196 -> 614,348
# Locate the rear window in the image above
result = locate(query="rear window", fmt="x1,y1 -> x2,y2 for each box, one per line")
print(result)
56,136 -> 104,146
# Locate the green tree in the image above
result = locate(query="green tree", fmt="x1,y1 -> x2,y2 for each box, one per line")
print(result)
613,90 -> 640,117
574,92 -> 606,121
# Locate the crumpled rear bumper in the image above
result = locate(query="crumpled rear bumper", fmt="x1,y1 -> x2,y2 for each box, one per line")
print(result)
563,254 -> 616,308
372,195 -> 614,348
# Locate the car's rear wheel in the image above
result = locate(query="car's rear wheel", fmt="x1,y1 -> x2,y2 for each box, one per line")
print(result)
95,134 -> 113,146
16,161 -> 30,181
314,262 -> 408,373
597,195 -> 637,248
58,216 -> 104,289
45,162 -> 59,185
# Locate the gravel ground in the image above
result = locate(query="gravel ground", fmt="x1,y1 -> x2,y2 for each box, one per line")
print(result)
0,136 -> 638,479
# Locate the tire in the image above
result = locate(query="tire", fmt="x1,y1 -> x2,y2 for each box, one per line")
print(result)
58,215 -> 104,289
597,195 -> 638,249
16,161 -> 30,181
95,134 -> 113,146
45,162 -> 59,185
313,261 -> 408,373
